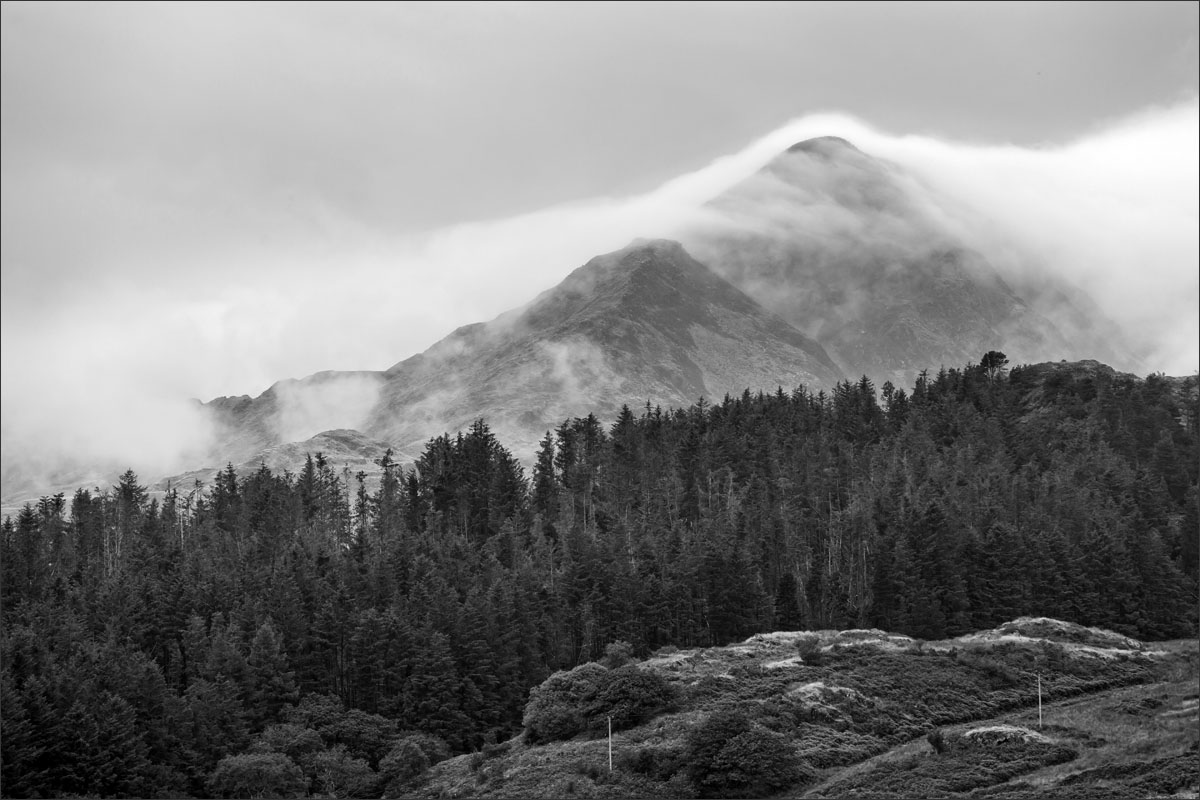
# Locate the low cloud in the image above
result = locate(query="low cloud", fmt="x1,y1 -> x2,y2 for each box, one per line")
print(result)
0,302 -> 216,502
859,101 -> 1199,375
2,99 -> 1196,505
272,373 -> 384,444
675,104 -> 1199,375
537,338 -> 618,418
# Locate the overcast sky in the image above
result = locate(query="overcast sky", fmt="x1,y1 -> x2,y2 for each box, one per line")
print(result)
2,1 -> 1197,478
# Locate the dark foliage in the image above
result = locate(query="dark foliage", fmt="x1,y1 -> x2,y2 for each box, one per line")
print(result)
684,708 -> 810,797
521,662 -> 608,743
616,743 -> 686,781
585,665 -> 676,733
2,359 -> 1196,796
207,752 -> 307,799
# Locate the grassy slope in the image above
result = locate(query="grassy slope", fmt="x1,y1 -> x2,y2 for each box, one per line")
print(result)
401,620 -> 1198,799
803,648 -> 1198,799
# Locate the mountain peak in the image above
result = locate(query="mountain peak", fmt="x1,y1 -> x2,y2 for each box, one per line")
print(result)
785,135 -> 862,158
591,238 -> 690,282
536,239 -> 758,333
358,241 -> 843,458
625,237 -> 686,254
682,132 -> 1143,388
553,239 -> 703,302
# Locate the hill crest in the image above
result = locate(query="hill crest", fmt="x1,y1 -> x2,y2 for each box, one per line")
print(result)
404,617 -> 1196,799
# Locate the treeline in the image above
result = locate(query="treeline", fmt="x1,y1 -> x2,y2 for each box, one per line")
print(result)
2,356 -> 1197,796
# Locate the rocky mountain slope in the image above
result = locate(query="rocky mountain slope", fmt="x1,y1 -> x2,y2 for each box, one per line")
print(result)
364,238 -> 842,457
682,136 -> 1145,388
204,239 -> 843,467
138,138 -> 1163,490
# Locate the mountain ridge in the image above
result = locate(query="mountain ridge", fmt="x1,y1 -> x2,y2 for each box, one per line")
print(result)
682,135 -> 1146,387
0,135 -> 1160,512
366,238 -> 845,457
204,238 -> 844,472
184,135 -> 1157,486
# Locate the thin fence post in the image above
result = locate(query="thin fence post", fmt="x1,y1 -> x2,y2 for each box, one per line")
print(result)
1037,673 -> 1043,729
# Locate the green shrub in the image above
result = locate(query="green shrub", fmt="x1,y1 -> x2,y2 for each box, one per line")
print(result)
617,744 -> 685,781
379,739 -> 429,787
317,708 -> 399,768
523,662 -> 609,743
794,724 -> 887,768
684,709 -> 751,784
698,728 -> 808,797
523,661 -> 675,744
309,746 -> 379,798
797,635 -> 824,665
617,746 -> 655,775
253,723 -> 325,765
282,693 -> 343,730
525,698 -> 585,744
587,665 -> 676,732
207,752 -> 307,799
685,709 -> 809,798
601,640 -> 635,668
281,694 -> 399,768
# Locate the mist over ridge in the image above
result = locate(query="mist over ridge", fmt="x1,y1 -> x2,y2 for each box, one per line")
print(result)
2,103 -> 1197,511
205,237 -> 846,475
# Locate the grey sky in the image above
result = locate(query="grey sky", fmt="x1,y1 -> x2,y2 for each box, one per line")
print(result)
1,0 -> 1197,479
4,2 -> 1196,233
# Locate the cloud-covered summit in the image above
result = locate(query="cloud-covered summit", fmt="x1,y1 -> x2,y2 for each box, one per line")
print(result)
681,133 -> 1148,386
207,238 -> 844,467
2,100 -> 1196,512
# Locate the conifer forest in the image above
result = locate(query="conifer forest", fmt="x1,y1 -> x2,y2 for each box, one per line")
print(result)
2,358 -> 1197,797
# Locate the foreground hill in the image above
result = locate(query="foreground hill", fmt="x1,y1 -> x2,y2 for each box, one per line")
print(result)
404,618 -> 1198,799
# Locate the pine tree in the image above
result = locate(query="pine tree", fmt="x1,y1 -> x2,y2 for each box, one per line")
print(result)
246,618 -> 299,731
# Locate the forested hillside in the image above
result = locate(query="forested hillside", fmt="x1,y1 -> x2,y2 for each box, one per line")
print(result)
2,356 -> 1196,797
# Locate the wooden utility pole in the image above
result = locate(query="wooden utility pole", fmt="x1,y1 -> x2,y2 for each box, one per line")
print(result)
608,715 -> 613,772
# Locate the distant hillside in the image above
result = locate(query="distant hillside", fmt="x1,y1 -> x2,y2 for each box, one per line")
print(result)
156,428 -> 407,499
